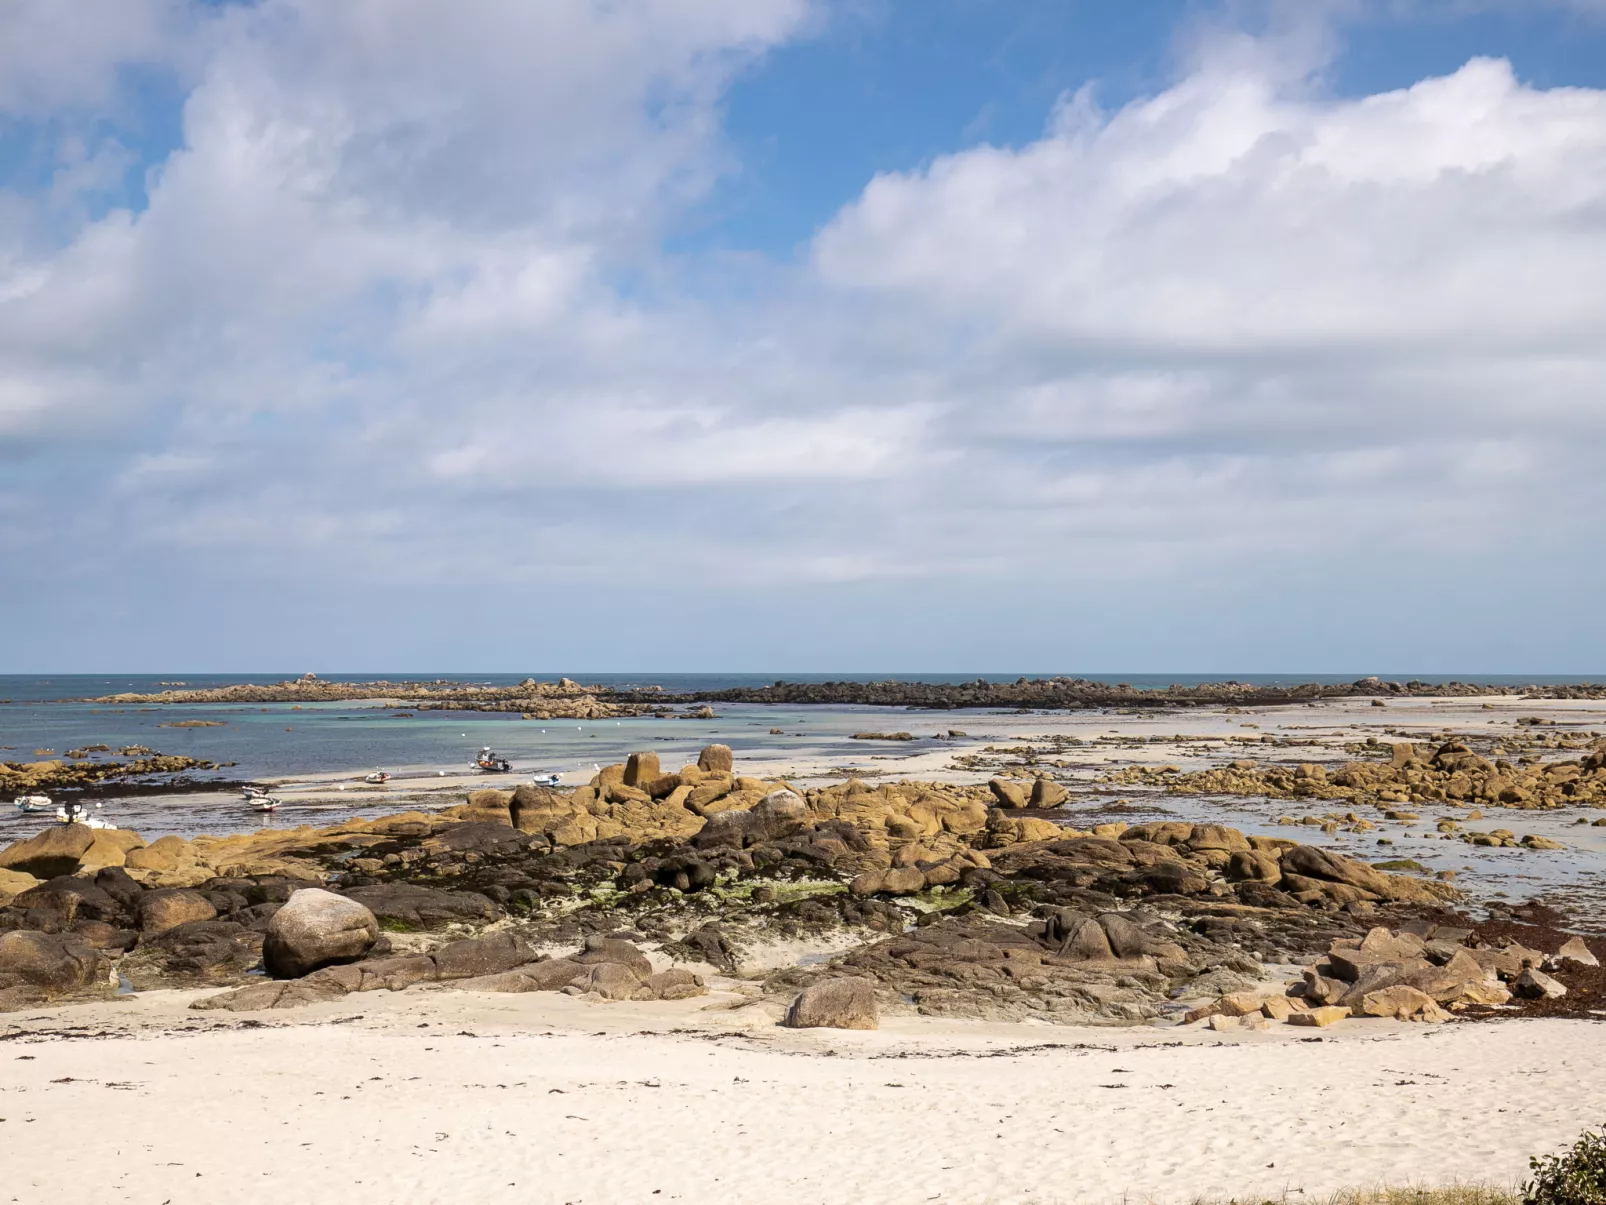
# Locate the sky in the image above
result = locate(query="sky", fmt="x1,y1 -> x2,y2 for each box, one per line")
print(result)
2,0 -> 1606,675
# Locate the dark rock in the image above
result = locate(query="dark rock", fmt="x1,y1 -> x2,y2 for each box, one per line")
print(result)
431,933 -> 539,980
138,920 -> 259,979
573,935 -> 653,979
341,883 -> 499,927
664,922 -> 738,972
652,856 -> 716,892
0,930 -> 106,995
138,889 -> 218,935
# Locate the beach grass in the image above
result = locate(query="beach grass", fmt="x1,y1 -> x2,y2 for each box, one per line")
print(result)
1192,1186 -> 1519,1205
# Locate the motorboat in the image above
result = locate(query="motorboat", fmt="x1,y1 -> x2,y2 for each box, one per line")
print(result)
247,796 -> 281,813
55,801 -> 116,829
243,785 -> 273,802
364,770 -> 390,784
13,794 -> 52,814
529,773 -> 562,788
474,747 -> 513,773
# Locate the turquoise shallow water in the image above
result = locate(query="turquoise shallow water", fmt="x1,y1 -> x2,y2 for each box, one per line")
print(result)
0,686 -> 982,838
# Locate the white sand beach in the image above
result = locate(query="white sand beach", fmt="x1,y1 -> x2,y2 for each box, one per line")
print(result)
5,989 -> 1601,1205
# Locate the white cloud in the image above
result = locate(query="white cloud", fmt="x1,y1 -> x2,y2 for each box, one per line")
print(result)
817,58 -> 1606,351
799,53 -> 1606,581
0,0 -> 195,117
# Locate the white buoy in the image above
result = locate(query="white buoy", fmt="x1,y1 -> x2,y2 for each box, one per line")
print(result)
438,770 -> 446,777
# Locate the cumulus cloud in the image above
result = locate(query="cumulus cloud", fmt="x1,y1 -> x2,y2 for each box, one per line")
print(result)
2,1 -> 1605,667
810,54 -> 1606,577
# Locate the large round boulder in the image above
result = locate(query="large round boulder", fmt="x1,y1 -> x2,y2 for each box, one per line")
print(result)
782,977 -> 879,1030
262,888 -> 378,978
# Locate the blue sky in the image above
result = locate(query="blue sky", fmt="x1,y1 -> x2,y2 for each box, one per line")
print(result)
2,0 -> 1606,673
707,1 -> 1606,254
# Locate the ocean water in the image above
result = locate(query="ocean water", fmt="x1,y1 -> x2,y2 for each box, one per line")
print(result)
3,671 -> 1599,781
0,695 -> 928,782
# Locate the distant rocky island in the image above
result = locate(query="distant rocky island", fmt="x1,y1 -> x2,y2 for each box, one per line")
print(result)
85,672 -> 1606,713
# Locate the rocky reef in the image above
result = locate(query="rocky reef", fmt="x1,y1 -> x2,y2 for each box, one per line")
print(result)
0,750 -> 216,798
613,676 -> 1606,709
91,673 -> 656,719
1106,737 -> 1606,811
4,744 -> 1599,1030
82,673 -> 1606,713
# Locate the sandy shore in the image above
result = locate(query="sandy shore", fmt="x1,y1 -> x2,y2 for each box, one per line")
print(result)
5,990 -> 1603,1204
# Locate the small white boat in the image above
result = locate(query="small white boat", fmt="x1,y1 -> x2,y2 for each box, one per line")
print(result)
247,797 -> 281,813
364,770 -> 390,784
529,773 -> 562,788
243,785 -> 273,801
13,794 -> 52,814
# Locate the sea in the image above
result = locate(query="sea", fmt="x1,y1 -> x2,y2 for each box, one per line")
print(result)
2,673 -> 1599,788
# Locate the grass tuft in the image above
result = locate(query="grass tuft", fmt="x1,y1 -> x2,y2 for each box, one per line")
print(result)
1192,1186 -> 1517,1205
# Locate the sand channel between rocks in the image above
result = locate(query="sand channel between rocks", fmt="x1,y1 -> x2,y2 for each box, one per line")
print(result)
4,993 -> 1604,1205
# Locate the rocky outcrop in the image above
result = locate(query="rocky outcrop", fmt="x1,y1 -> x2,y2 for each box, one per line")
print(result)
783,977 -> 879,1030
192,933 -> 704,1011
93,676 -> 654,719
1116,738 -> 1606,811
775,909 -> 1238,1026
1185,920 -> 1603,1029
0,753 -> 214,798
603,677 -> 1606,711
0,825 -> 104,878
